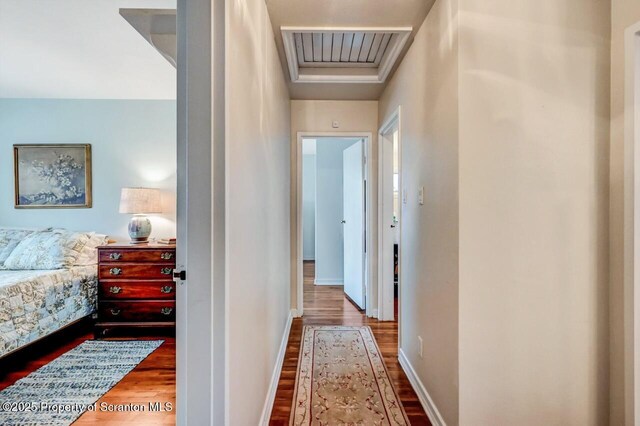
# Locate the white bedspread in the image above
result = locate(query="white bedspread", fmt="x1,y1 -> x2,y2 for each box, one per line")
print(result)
0,266 -> 97,357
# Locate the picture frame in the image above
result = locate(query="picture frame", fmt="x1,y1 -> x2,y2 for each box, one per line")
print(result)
13,144 -> 92,209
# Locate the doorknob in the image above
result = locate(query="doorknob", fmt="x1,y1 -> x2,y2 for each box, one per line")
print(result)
341,220 -> 346,224
390,225 -> 396,228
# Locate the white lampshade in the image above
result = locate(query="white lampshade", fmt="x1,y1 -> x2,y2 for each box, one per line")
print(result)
119,187 -> 162,214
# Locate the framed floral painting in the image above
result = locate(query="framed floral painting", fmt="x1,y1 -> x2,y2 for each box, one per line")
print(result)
14,144 -> 92,208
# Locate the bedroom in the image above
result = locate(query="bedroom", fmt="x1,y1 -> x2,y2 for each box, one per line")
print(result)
0,0 -> 178,424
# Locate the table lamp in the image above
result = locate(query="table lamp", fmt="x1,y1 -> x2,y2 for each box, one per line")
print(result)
119,187 -> 162,244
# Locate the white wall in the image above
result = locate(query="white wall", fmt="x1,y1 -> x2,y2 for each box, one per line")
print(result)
380,0 -> 610,424
379,0 -> 460,422
226,0 -> 291,423
610,1 -> 640,424
0,99 -> 176,240
458,1 -> 610,424
291,100 -> 378,307
302,153 -> 316,260
314,138 -> 360,284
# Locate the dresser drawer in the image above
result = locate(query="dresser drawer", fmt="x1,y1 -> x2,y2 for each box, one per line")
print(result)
99,249 -> 176,263
99,301 -> 176,322
99,280 -> 176,300
99,264 -> 175,280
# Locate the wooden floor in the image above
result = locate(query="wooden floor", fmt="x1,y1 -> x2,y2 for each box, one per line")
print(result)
0,322 -> 175,425
269,261 -> 431,425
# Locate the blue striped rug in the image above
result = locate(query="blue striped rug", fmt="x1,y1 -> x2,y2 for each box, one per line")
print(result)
0,340 -> 163,425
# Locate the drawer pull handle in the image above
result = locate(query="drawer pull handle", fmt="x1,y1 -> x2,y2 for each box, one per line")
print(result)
109,267 -> 122,276
109,286 -> 122,294
161,252 -> 174,260
160,286 -> 174,294
109,252 -> 122,260
160,267 -> 173,275
110,308 -> 121,316
161,307 -> 173,316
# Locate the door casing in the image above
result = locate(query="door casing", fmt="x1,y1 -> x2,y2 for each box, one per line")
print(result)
378,106 -> 402,324
625,21 -> 640,426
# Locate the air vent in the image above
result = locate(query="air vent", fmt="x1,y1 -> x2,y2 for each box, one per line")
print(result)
282,27 -> 412,84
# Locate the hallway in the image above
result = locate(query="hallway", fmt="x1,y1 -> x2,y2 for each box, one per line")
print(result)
269,261 -> 431,425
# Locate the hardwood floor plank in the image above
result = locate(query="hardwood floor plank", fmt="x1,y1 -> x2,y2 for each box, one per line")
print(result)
269,261 -> 432,425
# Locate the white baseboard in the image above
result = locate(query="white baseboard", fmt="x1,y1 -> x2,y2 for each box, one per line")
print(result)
314,278 -> 344,285
398,348 -> 446,426
368,308 -> 379,318
259,310 -> 294,425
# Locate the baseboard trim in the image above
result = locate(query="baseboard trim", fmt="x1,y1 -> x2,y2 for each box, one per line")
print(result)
259,309 -> 294,425
398,348 -> 446,426
314,278 -> 344,285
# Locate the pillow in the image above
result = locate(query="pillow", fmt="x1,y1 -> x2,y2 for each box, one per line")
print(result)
74,232 -> 109,266
3,229 -> 91,270
0,228 -> 36,266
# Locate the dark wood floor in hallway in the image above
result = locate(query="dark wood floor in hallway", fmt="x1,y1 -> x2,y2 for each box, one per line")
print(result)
269,261 -> 432,425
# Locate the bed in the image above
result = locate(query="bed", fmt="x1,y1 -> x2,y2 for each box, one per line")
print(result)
0,226 -> 105,358
0,266 -> 97,357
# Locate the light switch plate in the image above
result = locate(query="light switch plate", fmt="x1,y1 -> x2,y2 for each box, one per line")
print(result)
418,186 -> 424,205
332,120 -> 339,128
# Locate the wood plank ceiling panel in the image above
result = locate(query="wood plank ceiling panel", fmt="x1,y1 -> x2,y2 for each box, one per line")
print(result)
301,33 -> 313,62
312,33 -> 322,62
341,32 -> 354,62
331,32 -> 343,62
358,33 -> 375,62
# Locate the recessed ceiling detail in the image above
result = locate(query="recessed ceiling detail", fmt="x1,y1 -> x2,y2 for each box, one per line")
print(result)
281,27 -> 412,84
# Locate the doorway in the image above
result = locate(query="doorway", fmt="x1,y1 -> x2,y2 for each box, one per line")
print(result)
296,133 -> 373,317
378,107 -> 401,323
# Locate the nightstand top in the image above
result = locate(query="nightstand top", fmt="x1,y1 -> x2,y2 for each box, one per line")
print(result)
99,242 -> 176,249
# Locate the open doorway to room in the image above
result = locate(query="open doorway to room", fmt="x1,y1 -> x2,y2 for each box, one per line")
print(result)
300,136 -> 369,315
379,108 -> 402,324
0,2 -> 179,425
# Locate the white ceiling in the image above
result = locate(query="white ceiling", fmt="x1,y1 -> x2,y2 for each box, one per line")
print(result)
0,0 -> 176,100
265,0 -> 435,100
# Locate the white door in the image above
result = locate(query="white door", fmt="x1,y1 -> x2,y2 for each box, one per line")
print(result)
343,140 -> 365,310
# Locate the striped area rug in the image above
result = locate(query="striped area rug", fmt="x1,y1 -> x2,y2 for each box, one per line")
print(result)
290,325 -> 409,425
0,340 -> 163,425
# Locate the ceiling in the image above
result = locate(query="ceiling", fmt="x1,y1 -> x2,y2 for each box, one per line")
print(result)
265,0 -> 435,100
0,0 -> 176,99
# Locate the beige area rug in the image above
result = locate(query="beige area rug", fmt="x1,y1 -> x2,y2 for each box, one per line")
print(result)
290,325 -> 409,426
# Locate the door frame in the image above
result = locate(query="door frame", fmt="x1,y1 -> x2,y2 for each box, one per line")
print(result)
176,0 -> 225,423
625,21 -> 640,426
378,107 -> 402,323
296,132 -> 374,317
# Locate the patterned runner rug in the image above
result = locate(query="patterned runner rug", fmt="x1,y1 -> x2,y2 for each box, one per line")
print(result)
290,325 -> 409,425
0,339 -> 163,425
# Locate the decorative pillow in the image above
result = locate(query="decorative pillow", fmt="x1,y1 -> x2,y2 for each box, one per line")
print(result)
0,228 -> 38,267
74,232 -> 109,266
3,229 -> 91,270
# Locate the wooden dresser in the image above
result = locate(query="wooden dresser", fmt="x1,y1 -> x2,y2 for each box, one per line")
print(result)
95,243 -> 176,336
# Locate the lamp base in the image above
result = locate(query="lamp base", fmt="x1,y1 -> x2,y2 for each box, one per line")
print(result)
128,214 -> 152,244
